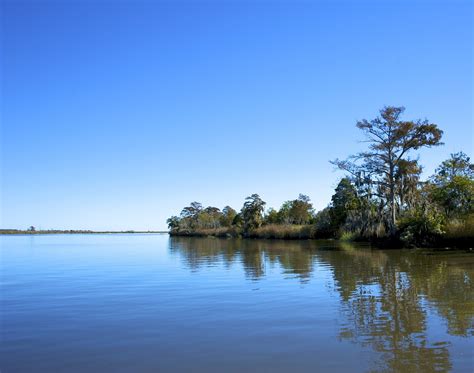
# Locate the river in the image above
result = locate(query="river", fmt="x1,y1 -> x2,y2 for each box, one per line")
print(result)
1,234 -> 473,372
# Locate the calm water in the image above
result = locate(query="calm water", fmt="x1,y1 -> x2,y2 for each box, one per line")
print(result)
1,234 -> 473,372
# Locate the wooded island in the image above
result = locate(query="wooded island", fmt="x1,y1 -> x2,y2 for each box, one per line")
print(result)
167,107 -> 473,248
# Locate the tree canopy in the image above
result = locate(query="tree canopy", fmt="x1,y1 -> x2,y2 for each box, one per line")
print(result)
332,106 -> 443,233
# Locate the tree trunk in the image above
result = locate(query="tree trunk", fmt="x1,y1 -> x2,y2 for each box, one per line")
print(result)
390,194 -> 396,235
389,161 -> 397,235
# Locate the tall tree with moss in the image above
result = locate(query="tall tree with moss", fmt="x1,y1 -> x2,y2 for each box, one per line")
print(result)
332,106 -> 443,234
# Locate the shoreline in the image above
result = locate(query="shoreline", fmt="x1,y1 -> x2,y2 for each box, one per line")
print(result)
2,230 -> 471,250
169,229 -> 473,250
0,230 -> 168,235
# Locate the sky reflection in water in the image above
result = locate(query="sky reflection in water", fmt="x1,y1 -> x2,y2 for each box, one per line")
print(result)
2,234 -> 473,372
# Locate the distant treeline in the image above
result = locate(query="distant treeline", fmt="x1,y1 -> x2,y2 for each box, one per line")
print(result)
168,106 -> 474,248
0,229 -> 166,235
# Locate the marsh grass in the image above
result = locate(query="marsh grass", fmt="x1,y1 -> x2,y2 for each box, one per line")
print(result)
248,224 -> 316,239
441,215 -> 474,247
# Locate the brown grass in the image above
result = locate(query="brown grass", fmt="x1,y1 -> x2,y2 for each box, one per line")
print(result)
247,224 -> 316,239
443,215 -> 474,240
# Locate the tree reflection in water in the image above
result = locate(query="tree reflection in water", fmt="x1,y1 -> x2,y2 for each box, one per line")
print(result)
169,237 -> 474,372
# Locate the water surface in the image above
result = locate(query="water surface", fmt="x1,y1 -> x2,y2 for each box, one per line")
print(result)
1,234 -> 473,372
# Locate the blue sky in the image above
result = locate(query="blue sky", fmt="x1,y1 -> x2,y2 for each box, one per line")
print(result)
1,0 -> 472,230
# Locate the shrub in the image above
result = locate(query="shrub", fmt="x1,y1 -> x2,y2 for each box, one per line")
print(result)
398,210 -> 445,247
338,230 -> 358,241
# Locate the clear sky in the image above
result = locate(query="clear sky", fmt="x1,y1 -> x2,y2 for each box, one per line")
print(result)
1,0 -> 472,231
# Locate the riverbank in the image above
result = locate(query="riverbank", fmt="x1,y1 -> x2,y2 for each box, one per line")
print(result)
0,229 -> 167,235
169,225 -> 315,240
169,224 -> 473,249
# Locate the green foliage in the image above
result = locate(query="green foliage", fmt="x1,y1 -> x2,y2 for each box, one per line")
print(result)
288,194 -> 313,225
199,207 -> 222,229
169,202 -> 234,232
220,206 -> 237,227
329,178 -> 359,234
277,201 -> 292,224
264,208 -> 279,225
430,176 -> 474,217
167,216 -> 180,231
232,213 -> 243,227
398,209 -> 445,247
432,151 -> 474,182
429,152 -> 474,218
339,230 -> 357,241
241,194 -> 266,233
273,195 -> 313,225
312,207 -> 334,238
180,201 -> 203,230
